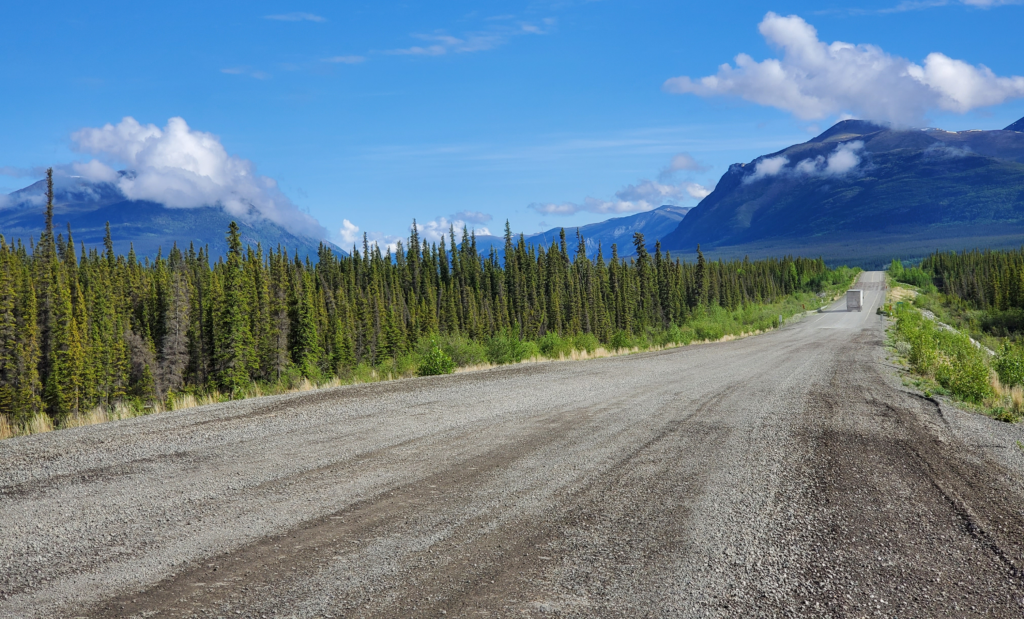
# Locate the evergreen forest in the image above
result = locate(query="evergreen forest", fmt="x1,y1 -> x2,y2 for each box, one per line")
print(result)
0,170 -> 856,435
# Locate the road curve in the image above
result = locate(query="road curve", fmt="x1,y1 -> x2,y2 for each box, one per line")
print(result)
3,272 -> 1024,618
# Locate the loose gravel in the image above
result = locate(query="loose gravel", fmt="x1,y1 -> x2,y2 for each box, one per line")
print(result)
2,272 -> 1024,618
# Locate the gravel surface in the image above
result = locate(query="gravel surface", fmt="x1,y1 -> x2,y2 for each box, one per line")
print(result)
3,271 -> 1024,618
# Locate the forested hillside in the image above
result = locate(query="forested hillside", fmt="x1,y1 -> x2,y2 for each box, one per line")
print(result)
0,170 -> 853,434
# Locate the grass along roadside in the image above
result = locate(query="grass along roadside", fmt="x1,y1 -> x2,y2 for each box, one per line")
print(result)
885,277 -> 1023,423
1,270 -> 860,441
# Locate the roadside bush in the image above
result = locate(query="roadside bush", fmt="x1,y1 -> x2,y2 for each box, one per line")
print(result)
520,340 -> 541,360
441,334 -> 488,367
538,333 -> 572,359
609,330 -> 634,351
692,320 -> 724,342
994,342 -> 1024,388
417,344 -> 456,376
570,333 -> 600,354
486,329 -> 529,365
936,335 -> 993,403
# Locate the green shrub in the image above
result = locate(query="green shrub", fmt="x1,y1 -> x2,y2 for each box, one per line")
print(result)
486,329 -> 528,365
692,321 -> 724,342
907,331 -> 938,374
609,330 -> 634,351
937,335 -> 993,403
417,345 -> 456,376
995,343 -> 1024,387
571,333 -> 600,354
538,333 -> 572,358
519,340 -> 541,360
416,334 -> 488,367
441,335 -> 488,367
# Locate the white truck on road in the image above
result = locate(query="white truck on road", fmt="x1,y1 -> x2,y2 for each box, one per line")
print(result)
847,289 -> 864,312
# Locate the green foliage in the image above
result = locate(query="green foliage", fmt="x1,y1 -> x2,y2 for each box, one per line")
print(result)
0,211 -> 855,426
995,343 -> 1024,388
486,329 -> 530,365
894,305 -> 993,404
888,259 -> 936,291
417,343 -> 456,376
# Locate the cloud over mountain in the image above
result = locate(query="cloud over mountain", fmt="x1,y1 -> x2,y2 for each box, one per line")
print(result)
70,117 -> 328,240
664,12 -> 1024,125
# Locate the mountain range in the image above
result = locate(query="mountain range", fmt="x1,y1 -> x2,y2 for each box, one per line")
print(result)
0,173 -> 337,259
4,116 -> 1024,266
661,117 -> 1024,266
473,205 -> 691,258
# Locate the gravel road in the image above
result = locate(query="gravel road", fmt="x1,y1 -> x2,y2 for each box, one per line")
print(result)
4,271 -> 1024,618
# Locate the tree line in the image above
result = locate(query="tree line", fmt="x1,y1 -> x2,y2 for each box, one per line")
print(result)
0,169 -> 846,427
921,248 -> 1024,313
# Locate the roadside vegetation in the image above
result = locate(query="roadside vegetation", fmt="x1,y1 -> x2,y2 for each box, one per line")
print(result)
886,253 -> 1024,422
0,169 -> 859,439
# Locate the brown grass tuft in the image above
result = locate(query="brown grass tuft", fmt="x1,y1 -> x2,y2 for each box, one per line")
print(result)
0,415 -> 13,440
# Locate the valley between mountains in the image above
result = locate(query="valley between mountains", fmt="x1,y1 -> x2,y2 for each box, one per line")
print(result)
2,272 -> 1024,618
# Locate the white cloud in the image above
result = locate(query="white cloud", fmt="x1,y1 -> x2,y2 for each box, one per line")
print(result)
264,13 -> 325,22
825,140 -> 863,174
71,117 -> 328,240
747,155 -> 790,182
666,153 -> 709,173
71,159 -> 118,182
451,210 -> 493,224
658,152 -> 710,181
744,141 -> 865,182
388,33 -> 505,56
387,19 -> 552,56
531,180 -> 712,216
663,12 -> 1024,125
339,219 -> 360,247
415,217 -> 492,244
322,55 -> 365,64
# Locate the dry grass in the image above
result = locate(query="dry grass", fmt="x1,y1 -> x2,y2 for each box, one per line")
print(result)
888,286 -> 918,305
26,412 -> 54,435
985,373 -> 1024,419
170,392 -> 221,411
0,415 -> 13,440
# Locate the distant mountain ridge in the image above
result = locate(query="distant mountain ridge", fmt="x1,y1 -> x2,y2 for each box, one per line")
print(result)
661,116 -> 1024,267
0,173 -> 340,259
474,205 -> 692,259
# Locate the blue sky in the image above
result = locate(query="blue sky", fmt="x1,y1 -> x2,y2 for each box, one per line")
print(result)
2,0 -> 1024,249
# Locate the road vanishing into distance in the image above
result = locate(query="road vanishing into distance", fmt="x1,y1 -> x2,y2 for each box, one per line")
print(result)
4,271 -> 1024,618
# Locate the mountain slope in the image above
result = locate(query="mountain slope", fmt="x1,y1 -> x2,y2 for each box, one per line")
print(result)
530,205 -> 691,257
0,174 -> 340,259
662,118 -> 1024,266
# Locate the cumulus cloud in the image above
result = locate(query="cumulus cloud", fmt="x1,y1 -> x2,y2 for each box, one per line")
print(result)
335,219 -> 401,254
415,217 -> 492,244
663,12 -> 1024,125
744,141 -> 865,182
532,151 -> 715,216
339,219 -> 361,246
264,12 -> 325,22
71,159 -> 119,182
747,156 -> 790,182
71,116 -> 328,240
322,55 -> 365,64
531,180 -> 711,216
